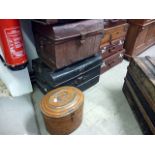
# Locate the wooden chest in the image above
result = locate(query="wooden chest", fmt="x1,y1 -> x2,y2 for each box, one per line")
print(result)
124,19 -> 155,60
32,20 -> 103,70
123,57 -> 155,134
100,22 -> 128,74
32,54 -> 102,94
40,86 -> 84,135
100,37 -> 125,59
100,49 -> 124,74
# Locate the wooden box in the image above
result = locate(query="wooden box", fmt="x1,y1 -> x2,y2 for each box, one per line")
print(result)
32,20 -> 103,69
32,54 -> 102,94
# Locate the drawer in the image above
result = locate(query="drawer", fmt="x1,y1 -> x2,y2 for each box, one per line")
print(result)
100,38 -> 125,59
100,49 -> 125,74
101,23 -> 128,44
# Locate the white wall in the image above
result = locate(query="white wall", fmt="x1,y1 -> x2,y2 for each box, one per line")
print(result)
20,19 -> 39,71
0,20 -> 36,96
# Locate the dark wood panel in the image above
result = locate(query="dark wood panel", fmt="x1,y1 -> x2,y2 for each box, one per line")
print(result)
123,57 -> 155,134
124,20 -> 155,59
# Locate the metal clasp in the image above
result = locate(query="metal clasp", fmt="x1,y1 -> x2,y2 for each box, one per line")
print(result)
80,32 -> 86,44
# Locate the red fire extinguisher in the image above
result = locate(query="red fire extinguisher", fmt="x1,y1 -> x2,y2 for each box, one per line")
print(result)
0,19 -> 28,70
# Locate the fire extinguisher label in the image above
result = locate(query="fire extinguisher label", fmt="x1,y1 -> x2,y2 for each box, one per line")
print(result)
4,27 -> 26,59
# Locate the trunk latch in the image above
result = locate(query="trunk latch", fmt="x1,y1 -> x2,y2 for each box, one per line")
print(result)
80,32 -> 86,44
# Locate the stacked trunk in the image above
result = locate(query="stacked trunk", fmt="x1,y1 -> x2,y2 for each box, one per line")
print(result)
123,57 -> 155,134
100,20 -> 128,74
32,54 -> 102,94
32,19 -> 104,93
